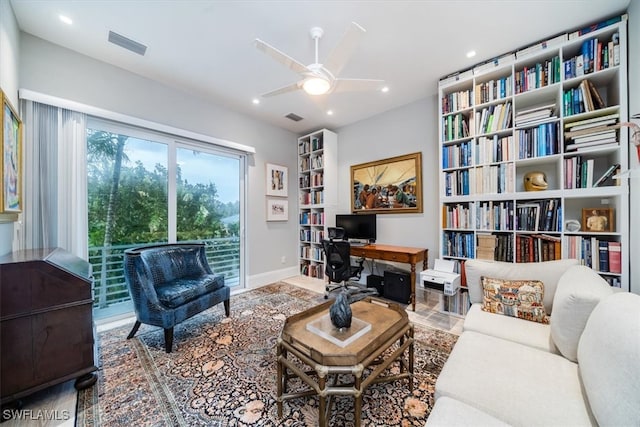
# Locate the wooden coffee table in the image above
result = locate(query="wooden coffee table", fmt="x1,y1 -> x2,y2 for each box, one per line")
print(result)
276,297 -> 414,427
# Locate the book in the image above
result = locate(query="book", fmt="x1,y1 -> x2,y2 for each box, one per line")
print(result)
570,130 -> 617,143
608,241 -> 622,274
566,138 -> 618,151
586,79 -> 606,109
598,240 -> 609,272
564,113 -> 619,129
565,124 -> 618,138
593,163 -> 620,187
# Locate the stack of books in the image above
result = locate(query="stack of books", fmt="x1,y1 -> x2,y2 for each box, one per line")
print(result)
515,103 -> 556,127
476,233 -> 497,260
564,113 -> 619,152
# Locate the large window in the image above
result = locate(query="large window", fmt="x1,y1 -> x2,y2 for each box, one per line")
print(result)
87,119 -> 245,319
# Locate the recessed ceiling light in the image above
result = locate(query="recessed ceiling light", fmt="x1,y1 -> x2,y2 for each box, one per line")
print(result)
59,14 -> 73,25
327,110 -> 334,116
381,86 -> 389,93
252,98 -> 260,105
466,50 -> 476,58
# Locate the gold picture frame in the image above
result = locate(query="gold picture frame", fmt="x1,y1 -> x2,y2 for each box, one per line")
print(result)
581,208 -> 614,232
1,89 -> 22,215
351,152 -> 422,214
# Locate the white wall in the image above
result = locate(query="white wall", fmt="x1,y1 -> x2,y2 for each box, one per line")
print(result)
627,0 -> 639,294
0,0 -> 20,256
336,97 -> 439,270
18,33 -> 299,280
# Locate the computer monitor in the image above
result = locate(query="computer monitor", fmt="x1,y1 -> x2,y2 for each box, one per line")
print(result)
335,214 -> 377,243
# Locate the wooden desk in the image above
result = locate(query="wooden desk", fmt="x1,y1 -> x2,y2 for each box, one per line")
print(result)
350,244 -> 428,311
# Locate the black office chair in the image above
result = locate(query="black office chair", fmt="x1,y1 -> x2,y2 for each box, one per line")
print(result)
322,227 -> 376,300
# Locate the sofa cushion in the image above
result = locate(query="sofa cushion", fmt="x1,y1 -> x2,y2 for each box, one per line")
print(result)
463,304 -> 557,353
155,274 -> 225,308
550,265 -> 613,362
435,331 -> 596,426
578,292 -> 640,426
426,396 -> 511,427
464,258 -> 580,314
481,276 -> 548,324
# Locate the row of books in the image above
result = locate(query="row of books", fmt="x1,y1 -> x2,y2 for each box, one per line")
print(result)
299,229 -> 325,244
515,199 -> 561,232
564,112 -> 619,151
299,211 -> 324,226
299,155 -> 324,172
475,102 -> 512,135
563,80 -> 606,118
476,135 -> 514,164
443,231 -> 475,259
476,201 -> 514,231
475,76 -> 513,104
474,163 -> 515,195
442,203 -> 474,230
476,233 -> 513,262
442,140 -> 473,169
514,103 -> 557,127
441,89 -> 473,115
514,56 -> 561,94
565,34 -> 621,80
298,173 -> 324,189
443,169 -> 470,196
299,190 -> 324,205
516,122 -> 560,159
297,137 -> 323,155
299,246 -> 323,263
564,236 -> 622,274
515,234 -> 561,263
564,157 -> 619,189
300,262 -> 324,279
442,113 -> 470,141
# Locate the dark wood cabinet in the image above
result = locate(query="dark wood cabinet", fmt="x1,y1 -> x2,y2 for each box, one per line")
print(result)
0,248 -> 97,404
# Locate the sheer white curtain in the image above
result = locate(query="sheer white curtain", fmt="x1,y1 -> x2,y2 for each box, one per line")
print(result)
19,100 -> 88,258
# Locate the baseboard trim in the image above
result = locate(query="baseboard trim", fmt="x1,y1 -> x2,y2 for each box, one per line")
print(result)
247,266 -> 299,289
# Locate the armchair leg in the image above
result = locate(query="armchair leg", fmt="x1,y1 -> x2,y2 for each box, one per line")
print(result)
164,328 -> 174,353
127,321 -> 141,339
224,299 -> 230,317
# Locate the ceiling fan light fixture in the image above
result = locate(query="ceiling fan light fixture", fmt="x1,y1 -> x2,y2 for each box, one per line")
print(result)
303,77 -> 331,95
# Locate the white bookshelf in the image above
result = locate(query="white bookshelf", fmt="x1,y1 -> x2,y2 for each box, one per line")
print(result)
438,17 -> 629,316
297,129 -> 338,282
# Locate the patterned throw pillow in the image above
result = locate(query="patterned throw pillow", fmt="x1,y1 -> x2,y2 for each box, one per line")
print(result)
480,276 -> 549,324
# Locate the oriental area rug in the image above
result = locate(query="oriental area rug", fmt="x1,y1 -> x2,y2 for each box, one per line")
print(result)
76,283 -> 458,426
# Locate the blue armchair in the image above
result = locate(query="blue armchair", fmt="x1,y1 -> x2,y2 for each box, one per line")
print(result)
123,243 -> 230,352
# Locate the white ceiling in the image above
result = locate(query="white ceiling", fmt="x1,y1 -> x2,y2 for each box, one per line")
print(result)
10,0 -> 631,134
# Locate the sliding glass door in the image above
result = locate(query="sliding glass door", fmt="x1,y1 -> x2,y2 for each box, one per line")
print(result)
87,119 -> 245,319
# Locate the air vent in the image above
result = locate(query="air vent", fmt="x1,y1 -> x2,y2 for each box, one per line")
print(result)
285,113 -> 304,122
108,31 -> 147,56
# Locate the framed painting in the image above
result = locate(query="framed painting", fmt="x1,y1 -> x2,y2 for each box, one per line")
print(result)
581,208 -> 614,232
1,90 -> 22,214
266,198 -> 288,221
351,152 -> 422,214
266,163 -> 288,197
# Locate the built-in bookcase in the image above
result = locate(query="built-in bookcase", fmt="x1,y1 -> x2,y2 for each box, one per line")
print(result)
298,129 -> 338,281
438,17 -> 629,315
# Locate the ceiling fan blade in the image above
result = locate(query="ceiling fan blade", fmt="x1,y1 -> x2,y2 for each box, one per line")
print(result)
332,78 -> 385,93
323,22 -> 366,77
254,39 -> 309,75
261,81 -> 302,98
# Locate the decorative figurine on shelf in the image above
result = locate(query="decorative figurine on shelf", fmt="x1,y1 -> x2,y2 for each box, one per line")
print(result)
329,290 -> 352,329
524,171 -> 548,191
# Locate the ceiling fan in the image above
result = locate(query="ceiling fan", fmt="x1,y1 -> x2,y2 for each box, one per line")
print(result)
254,22 -> 385,97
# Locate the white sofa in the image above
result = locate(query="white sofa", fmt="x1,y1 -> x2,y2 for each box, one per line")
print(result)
426,259 -> 640,427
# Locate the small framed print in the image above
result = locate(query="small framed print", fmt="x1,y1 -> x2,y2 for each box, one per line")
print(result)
1,89 -> 22,214
266,163 -> 288,197
581,208 -> 614,232
266,198 -> 288,222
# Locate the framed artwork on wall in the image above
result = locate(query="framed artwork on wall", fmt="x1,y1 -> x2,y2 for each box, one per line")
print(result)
1,89 -> 22,214
266,163 -> 288,197
581,208 -> 614,232
350,152 -> 423,214
266,198 -> 288,221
